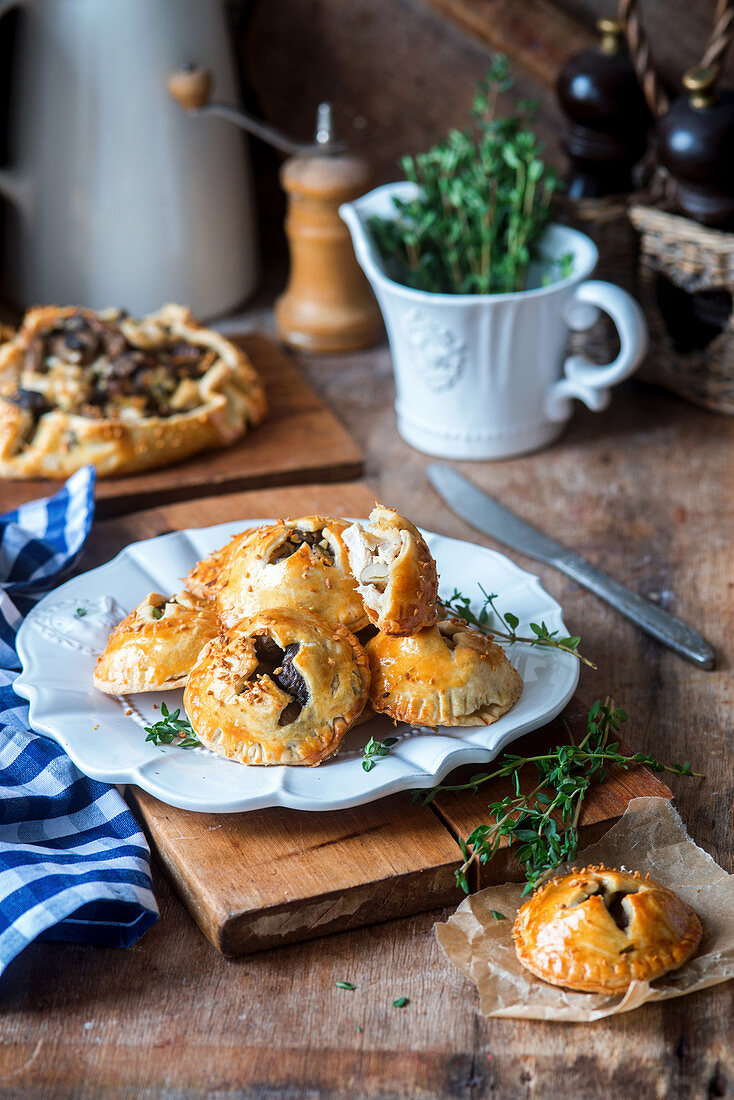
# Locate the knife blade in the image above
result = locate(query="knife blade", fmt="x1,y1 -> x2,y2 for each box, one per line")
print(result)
428,464 -> 716,670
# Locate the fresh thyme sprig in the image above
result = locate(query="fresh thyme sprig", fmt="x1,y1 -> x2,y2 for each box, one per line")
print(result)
368,56 -> 563,295
416,700 -> 701,895
362,734 -> 398,772
144,702 -> 201,749
443,585 -> 597,669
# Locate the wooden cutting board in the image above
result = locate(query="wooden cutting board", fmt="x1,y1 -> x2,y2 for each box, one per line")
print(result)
94,481 -> 672,956
0,334 -> 363,517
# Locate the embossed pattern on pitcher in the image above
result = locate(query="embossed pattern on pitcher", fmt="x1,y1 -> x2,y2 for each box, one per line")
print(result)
403,308 -> 465,391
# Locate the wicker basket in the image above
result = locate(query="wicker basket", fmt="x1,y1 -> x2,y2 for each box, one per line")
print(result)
557,193 -> 640,296
629,203 -> 734,414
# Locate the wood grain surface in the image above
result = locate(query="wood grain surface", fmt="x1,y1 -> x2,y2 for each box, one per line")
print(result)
78,481 -> 670,959
0,335 -> 362,517
127,699 -> 669,958
3,378 -> 729,1098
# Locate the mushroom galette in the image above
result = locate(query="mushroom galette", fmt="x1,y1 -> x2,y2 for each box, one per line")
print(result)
201,516 -> 368,632
94,591 -> 219,693
343,505 -> 438,635
0,303 -> 267,478
512,866 -> 703,994
365,615 -> 522,726
184,608 -> 370,766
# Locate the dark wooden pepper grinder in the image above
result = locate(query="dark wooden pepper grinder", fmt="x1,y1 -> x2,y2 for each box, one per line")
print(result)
556,18 -> 653,197
657,67 -> 734,227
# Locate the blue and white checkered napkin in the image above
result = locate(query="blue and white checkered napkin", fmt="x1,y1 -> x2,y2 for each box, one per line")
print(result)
0,468 -> 157,977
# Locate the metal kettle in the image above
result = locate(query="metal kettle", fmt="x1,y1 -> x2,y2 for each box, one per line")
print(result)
0,0 -> 258,319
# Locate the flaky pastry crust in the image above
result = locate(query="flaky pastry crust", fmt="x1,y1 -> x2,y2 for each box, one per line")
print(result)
365,615 -> 522,726
343,504 -> 438,635
94,591 -> 219,693
512,865 -> 703,994
183,608 -> 370,766
0,304 -> 267,478
196,516 -> 368,632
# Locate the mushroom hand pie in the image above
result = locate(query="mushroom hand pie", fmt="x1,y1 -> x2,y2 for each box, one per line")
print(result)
206,516 -> 368,632
513,865 -> 703,994
365,615 -> 522,726
184,527 -> 260,602
343,505 -> 439,635
94,591 -> 219,693
0,303 -> 267,478
183,608 -> 370,766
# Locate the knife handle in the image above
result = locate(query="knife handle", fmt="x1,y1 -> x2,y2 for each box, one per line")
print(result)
556,556 -> 716,670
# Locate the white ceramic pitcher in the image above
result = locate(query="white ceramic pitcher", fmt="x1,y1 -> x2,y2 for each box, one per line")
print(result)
0,0 -> 258,318
341,182 -> 648,460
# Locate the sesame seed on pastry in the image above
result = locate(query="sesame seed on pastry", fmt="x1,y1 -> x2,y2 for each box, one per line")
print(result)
204,516 -> 368,632
512,865 -> 703,994
365,615 -> 522,727
343,504 -> 439,636
94,591 -> 219,693
183,608 -> 370,767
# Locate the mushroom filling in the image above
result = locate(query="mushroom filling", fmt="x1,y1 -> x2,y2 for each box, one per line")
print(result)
567,880 -> 638,934
268,529 -> 335,566
247,634 -> 309,726
600,886 -> 636,932
356,624 -> 379,646
353,533 -> 401,598
13,311 -> 214,423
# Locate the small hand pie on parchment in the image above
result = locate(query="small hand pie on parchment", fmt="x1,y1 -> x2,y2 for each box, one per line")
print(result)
435,797 -> 734,1022
513,865 -> 702,994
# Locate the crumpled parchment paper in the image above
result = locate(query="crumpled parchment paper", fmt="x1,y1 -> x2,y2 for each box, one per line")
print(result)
435,797 -> 734,1021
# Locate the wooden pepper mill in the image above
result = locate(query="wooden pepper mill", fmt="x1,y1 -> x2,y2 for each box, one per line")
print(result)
168,68 -> 381,353
556,18 -> 653,197
657,67 -> 734,227
275,105 -> 382,354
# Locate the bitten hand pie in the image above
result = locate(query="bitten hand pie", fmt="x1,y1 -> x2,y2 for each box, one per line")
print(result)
365,615 -> 522,726
0,303 -> 267,478
183,608 -> 370,766
94,591 -> 219,693
512,865 -> 703,994
343,504 -> 438,635
190,516 -> 368,632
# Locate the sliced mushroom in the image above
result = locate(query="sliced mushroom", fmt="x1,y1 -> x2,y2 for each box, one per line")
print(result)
268,529 -> 335,566
48,322 -> 100,366
360,561 -> 390,587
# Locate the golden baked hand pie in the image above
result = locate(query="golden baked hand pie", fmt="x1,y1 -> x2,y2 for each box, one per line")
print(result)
343,504 -> 438,635
365,615 -> 522,726
200,516 -> 368,632
513,865 -> 703,994
184,608 -> 370,766
94,591 -> 219,693
0,303 -> 267,478
184,527 -> 260,602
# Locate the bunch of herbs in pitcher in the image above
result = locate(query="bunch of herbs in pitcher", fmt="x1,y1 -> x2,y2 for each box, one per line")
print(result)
369,56 -> 564,295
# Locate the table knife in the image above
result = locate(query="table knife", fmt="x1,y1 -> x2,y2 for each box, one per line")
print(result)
427,464 -> 715,670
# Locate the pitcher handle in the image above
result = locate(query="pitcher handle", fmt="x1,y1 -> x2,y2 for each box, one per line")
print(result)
544,280 -> 648,423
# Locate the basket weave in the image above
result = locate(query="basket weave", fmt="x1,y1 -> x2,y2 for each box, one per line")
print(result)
629,204 -> 734,414
557,194 -> 639,295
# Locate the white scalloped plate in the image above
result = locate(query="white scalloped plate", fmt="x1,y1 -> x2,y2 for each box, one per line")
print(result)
14,520 -> 579,813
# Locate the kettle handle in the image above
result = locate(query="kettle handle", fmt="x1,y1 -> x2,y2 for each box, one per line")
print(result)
0,0 -> 30,209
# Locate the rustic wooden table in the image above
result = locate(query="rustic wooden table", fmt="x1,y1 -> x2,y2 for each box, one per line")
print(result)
0,326 -> 732,1099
